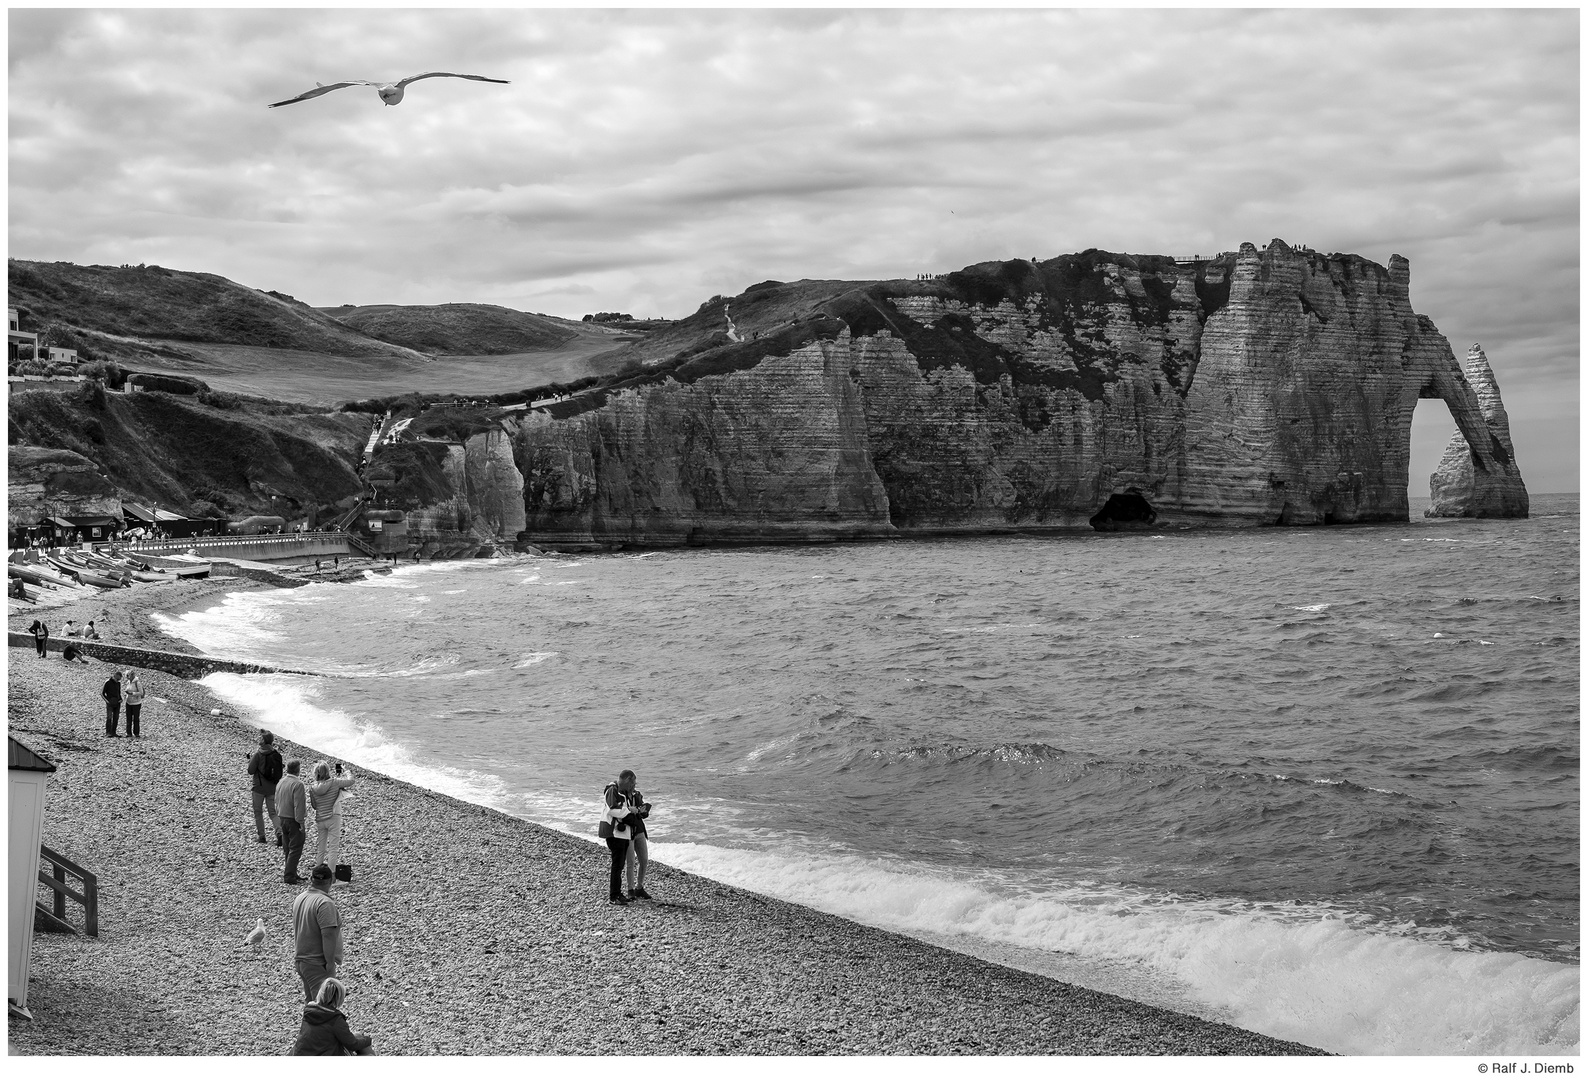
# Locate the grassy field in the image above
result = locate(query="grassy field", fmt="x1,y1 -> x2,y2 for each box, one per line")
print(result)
123,326 -> 630,407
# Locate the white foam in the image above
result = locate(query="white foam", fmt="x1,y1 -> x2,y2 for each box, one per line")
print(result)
647,841 -> 1579,1056
200,672 -> 513,812
151,591 -> 290,655
513,652 -> 558,668
353,575 -> 418,589
1293,603 -> 1331,612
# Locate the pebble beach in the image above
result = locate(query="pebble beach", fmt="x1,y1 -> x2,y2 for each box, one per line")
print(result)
8,574 -> 1325,1056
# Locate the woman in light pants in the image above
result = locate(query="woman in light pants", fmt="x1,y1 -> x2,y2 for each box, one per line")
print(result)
307,762 -> 355,870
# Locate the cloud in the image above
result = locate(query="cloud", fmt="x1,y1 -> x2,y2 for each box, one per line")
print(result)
8,8 -> 1577,485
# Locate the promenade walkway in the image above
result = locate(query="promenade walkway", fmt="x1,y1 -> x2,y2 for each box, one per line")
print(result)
110,531 -> 353,563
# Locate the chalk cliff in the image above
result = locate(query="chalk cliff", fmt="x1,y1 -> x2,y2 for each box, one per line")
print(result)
7,446 -> 122,531
381,240 -> 1527,547
1426,344 -> 1529,518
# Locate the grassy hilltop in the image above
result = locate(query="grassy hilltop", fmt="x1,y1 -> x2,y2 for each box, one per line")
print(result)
322,302 -> 579,356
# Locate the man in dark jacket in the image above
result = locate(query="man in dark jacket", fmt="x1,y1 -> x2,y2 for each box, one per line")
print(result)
28,619 -> 48,658
101,670 -> 123,737
291,977 -> 374,1055
248,730 -> 285,845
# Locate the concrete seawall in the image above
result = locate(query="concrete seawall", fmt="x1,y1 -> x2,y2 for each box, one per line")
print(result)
8,632 -> 320,679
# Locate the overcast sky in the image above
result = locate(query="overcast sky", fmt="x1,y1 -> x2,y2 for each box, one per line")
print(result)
8,7 -> 1579,490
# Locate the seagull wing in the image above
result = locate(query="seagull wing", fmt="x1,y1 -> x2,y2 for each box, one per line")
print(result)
267,81 -> 373,108
395,72 -> 511,89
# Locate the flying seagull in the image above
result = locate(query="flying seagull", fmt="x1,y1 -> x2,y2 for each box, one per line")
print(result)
238,917 -> 267,952
268,72 -> 509,108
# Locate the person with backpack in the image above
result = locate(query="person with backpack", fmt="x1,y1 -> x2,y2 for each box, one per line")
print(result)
248,730 -> 285,846
28,618 -> 48,658
599,769 -> 642,905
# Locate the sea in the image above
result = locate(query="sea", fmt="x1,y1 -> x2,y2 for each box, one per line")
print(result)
154,493 -> 1580,1056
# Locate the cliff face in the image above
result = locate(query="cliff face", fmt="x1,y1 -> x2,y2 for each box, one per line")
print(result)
1426,344 -> 1529,518
389,240 -> 1527,547
8,384 -> 368,523
7,446 -> 121,530
514,342 -> 891,546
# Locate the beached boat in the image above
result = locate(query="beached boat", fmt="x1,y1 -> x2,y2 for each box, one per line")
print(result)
7,564 -> 93,595
45,554 -> 128,589
76,550 -> 171,582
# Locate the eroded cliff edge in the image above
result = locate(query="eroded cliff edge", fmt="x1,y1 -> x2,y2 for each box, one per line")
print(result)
386,239 -> 1526,550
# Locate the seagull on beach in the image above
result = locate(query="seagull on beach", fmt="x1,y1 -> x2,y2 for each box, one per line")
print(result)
238,917 -> 266,952
267,72 -> 510,108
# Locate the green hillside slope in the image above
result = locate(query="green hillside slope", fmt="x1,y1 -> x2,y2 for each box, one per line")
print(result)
325,303 -> 579,355
7,382 -> 368,522
7,259 -> 425,361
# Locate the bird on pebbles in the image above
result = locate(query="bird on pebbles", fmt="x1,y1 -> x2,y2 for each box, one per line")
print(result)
268,72 -> 510,108
238,917 -> 267,952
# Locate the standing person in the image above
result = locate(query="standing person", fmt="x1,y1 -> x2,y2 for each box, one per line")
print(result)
291,864 -> 343,1001
100,670 -> 123,737
276,760 -> 308,883
600,769 -> 640,905
624,778 -> 654,901
307,761 -> 354,872
248,731 -> 285,845
28,618 -> 48,658
122,671 -> 147,738
291,978 -> 374,1056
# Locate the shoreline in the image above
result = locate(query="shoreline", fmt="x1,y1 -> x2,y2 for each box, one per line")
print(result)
8,573 -> 1323,1055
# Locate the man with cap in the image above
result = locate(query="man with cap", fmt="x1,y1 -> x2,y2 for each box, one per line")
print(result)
247,730 -> 285,845
276,760 -> 309,883
291,863 -> 344,1001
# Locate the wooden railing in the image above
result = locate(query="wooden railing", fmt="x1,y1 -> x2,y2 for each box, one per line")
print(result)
37,843 -> 98,937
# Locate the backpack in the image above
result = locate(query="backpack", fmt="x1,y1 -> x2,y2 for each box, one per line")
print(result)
261,749 -> 284,785
596,783 -> 619,839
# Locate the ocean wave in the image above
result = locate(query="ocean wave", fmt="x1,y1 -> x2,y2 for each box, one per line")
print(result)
151,592 -> 290,655
513,652 -> 558,668
649,841 -> 1579,1055
199,672 -> 514,812
353,575 -> 418,589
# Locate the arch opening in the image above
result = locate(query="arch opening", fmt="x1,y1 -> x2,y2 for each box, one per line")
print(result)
1408,396 -> 1457,514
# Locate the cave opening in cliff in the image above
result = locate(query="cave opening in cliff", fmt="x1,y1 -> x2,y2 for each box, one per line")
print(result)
1408,397 -> 1458,508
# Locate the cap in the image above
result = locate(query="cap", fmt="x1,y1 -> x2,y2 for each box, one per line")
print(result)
259,730 -> 275,746
311,864 -> 335,882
